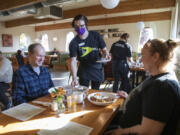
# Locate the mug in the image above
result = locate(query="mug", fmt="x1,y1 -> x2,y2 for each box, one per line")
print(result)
73,91 -> 85,104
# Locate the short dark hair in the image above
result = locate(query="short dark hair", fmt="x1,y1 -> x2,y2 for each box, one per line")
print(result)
121,33 -> 130,40
28,43 -> 42,54
17,50 -> 22,55
72,14 -> 88,28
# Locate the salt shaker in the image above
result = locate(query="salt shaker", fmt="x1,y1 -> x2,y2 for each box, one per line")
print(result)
51,99 -> 58,112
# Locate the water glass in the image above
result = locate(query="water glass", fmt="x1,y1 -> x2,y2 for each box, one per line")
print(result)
67,94 -> 77,112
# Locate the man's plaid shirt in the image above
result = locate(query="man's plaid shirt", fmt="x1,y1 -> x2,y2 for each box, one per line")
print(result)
13,64 -> 54,105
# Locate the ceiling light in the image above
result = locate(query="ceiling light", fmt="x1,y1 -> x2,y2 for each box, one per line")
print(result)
100,0 -> 120,9
136,21 -> 145,30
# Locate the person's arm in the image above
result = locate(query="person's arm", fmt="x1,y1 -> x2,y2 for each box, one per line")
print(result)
127,57 -> 134,63
105,116 -> 165,135
12,71 -> 27,105
127,44 -> 133,63
70,57 -> 78,86
0,59 -> 9,77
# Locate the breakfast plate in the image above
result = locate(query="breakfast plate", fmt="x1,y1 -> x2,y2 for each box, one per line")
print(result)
87,92 -> 116,106
96,58 -> 110,63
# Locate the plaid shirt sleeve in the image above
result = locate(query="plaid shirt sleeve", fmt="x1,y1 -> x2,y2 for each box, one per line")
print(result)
12,70 -> 27,105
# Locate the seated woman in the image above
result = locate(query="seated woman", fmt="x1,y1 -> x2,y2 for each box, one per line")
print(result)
16,50 -> 24,67
105,39 -> 180,135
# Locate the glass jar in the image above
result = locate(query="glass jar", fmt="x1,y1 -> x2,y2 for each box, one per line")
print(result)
57,98 -> 65,114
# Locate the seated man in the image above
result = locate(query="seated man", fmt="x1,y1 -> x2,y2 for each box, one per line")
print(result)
0,51 -> 13,110
13,43 -> 54,105
50,48 -> 59,55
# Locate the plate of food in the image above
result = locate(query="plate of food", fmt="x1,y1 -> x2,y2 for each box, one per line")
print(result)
87,92 -> 116,106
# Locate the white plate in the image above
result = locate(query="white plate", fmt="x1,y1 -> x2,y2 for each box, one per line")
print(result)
96,59 -> 110,63
48,85 -> 72,95
87,92 -> 116,106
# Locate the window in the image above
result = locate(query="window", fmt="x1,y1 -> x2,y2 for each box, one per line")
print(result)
138,27 -> 153,52
41,34 -> 49,51
19,33 -> 28,51
66,32 -> 75,52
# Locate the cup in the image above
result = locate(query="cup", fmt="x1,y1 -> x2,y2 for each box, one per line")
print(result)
67,95 -> 72,112
72,94 -> 77,112
73,91 -> 85,104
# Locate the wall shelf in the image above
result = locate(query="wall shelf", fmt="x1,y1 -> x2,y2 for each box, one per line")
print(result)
94,28 -> 124,38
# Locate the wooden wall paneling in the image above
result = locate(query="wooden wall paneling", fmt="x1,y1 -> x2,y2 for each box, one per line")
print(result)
35,11 -> 171,32
5,0 -> 175,28
63,0 -> 175,18
35,22 -> 72,31
0,0 -> 45,11
5,17 -> 55,28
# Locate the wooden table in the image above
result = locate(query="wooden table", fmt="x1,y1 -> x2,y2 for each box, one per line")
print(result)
0,90 -> 124,135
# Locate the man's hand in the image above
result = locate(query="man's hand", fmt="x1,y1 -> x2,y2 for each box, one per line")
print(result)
71,79 -> 79,87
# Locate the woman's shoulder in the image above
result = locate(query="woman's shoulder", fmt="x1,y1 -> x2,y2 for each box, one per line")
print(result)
145,72 -> 180,98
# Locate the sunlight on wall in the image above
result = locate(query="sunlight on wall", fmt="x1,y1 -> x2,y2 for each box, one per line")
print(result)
41,34 -> 49,51
65,32 -> 75,52
138,27 -> 153,52
19,33 -> 29,51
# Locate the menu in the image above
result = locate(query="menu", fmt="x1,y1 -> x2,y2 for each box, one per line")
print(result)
2,103 -> 46,121
38,121 -> 93,135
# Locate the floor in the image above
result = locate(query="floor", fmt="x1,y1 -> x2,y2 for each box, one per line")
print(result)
50,69 -> 113,92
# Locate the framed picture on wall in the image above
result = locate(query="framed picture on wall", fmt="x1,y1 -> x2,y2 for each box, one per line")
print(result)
2,34 -> 13,47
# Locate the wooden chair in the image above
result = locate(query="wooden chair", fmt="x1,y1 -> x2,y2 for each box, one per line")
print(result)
23,57 -> 28,64
43,56 -> 51,68
66,58 -> 79,84
103,61 -> 114,89
9,57 -> 19,71
66,58 -> 72,84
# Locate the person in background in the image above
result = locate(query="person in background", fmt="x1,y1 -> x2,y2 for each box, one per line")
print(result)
69,14 -> 111,90
105,39 -> 180,135
16,50 -> 24,67
50,48 -> 59,68
109,33 -> 132,93
51,48 -> 59,55
0,51 -> 13,110
13,43 -> 54,105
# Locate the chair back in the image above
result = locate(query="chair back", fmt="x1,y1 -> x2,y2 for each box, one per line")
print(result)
66,58 -> 72,73
66,58 -> 79,73
104,61 -> 113,78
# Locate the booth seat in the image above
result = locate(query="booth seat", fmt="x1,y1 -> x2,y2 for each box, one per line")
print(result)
52,52 -> 69,70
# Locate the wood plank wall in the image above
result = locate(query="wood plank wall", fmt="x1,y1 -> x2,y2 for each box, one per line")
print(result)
5,0 -> 175,28
35,11 -> 171,32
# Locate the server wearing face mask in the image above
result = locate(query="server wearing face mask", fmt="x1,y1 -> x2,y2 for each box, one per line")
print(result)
69,14 -> 111,90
